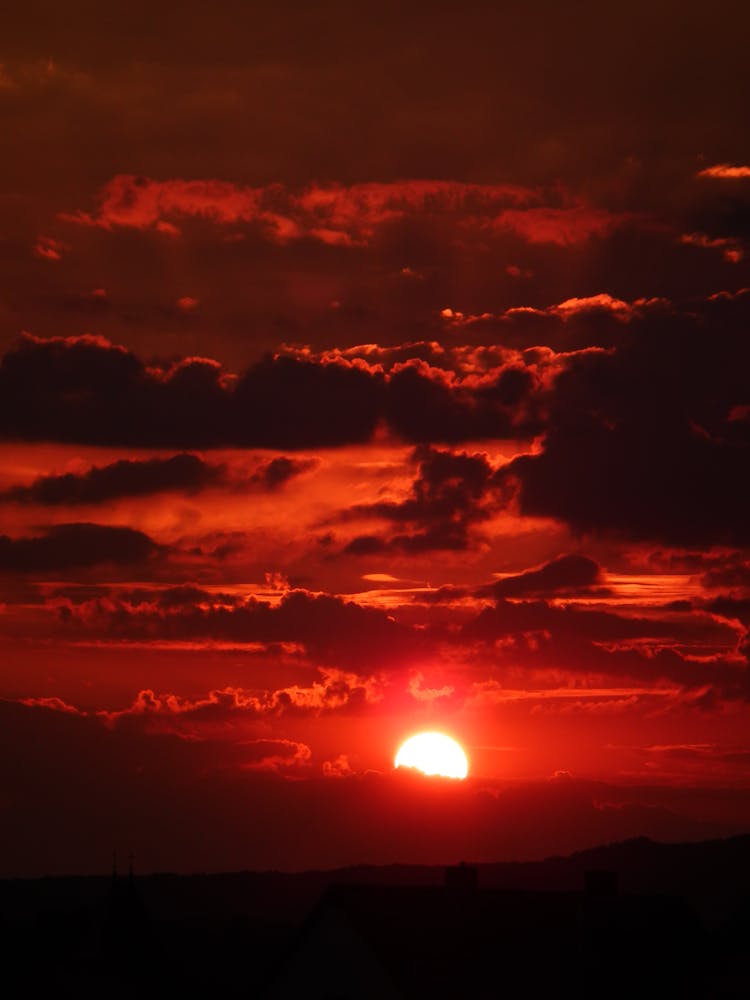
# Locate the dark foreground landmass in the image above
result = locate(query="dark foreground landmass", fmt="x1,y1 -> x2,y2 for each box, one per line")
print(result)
1,834 -> 749,998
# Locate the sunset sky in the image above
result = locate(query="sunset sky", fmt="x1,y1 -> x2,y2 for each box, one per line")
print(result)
2,0 -> 750,876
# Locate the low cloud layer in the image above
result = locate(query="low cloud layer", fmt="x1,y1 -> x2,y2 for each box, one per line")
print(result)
0,523 -> 158,572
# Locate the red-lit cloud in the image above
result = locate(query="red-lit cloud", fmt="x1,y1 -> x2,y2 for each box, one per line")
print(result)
697,164 -> 750,179
492,205 -> 626,245
64,175 -> 540,246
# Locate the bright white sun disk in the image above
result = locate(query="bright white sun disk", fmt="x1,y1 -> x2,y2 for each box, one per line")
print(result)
394,732 -> 469,779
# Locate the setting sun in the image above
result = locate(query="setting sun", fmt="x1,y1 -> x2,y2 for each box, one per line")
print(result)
394,732 -> 469,779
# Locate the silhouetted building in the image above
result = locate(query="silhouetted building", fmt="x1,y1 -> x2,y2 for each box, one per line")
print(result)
263,869 -> 704,999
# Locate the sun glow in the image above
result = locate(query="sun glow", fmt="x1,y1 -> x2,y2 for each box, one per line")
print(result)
394,732 -> 469,779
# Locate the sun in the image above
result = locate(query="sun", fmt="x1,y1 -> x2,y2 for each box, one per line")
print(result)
394,732 -> 469,779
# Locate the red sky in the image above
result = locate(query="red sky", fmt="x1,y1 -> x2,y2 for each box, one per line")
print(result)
2,0 -> 750,876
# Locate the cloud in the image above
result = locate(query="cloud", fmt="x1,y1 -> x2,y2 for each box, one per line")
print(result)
493,205 -> 626,245
407,672 -> 454,703
1,452 -> 317,507
137,584 -> 244,608
0,296 -> 747,552
0,334 -> 379,449
33,235 -> 67,260
704,596 -> 750,624
248,456 -> 319,490
463,599 -> 736,649
63,175 -> 541,245
322,754 -> 355,778
240,738 -> 312,770
343,446 -> 503,553
680,232 -> 743,263
232,353 -> 385,448
383,358 -> 544,443
30,669 -> 383,730
441,293 -> 669,329
697,164 -> 750,180
0,334 -> 556,448
547,294 -> 664,320
56,588 -> 419,670
176,295 -> 199,311
0,523 -> 158,572
459,611 -> 748,702
700,555 -> 750,593
497,305 -> 750,546
0,334 -> 232,448
628,743 -> 750,764
38,582 -> 245,610
1,453 -> 224,505
20,696 -> 82,714
488,554 -> 604,598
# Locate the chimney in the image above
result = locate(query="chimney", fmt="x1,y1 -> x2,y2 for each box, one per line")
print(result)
445,862 -> 478,891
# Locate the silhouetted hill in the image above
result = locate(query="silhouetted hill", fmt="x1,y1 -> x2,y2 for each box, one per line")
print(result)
479,833 -> 750,921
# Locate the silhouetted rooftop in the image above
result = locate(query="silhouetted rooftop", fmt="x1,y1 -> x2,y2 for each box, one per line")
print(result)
266,881 -> 705,999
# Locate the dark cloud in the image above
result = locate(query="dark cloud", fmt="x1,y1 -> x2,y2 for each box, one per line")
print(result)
700,557 -> 750,593
704,596 -> 750,624
344,535 -> 391,556
89,584 -> 244,609
344,446 -> 502,553
384,361 -> 543,443
0,335 -> 231,447
463,599 -> 735,649
57,588 -> 419,670
1,453 -> 223,505
43,573 -> 747,696
468,629 -> 748,700
500,305 -> 750,546
487,554 -> 604,598
0,452 -> 317,505
232,354 -> 384,448
419,583 -> 471,604
3,296 -> 748,527
0,523 -> 158,572
0,335 -> 386,448
0,333 -> 578,449
249,455 -> 318,490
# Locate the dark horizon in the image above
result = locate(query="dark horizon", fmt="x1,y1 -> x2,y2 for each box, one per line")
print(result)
4,827 -> 750,880
3,833 -> 750,997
